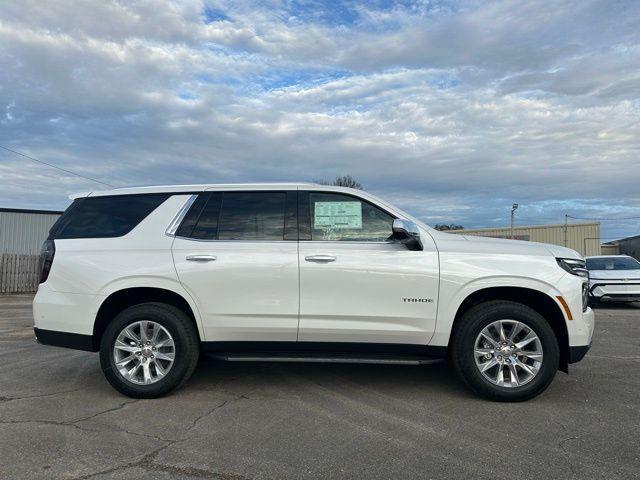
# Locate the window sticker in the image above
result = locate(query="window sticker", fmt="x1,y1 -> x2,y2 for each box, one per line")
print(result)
314,201 -> 362,229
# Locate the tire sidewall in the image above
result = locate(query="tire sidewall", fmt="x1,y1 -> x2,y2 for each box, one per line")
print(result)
100,304 -> 197,397
454,302 -> 560,401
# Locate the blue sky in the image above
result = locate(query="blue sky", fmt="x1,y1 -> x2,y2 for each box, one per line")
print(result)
1,0 -> 639,239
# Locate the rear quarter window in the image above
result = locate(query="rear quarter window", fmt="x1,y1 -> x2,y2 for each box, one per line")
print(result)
51,194 -> 170,239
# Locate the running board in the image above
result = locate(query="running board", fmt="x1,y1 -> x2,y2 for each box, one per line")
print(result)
211,353 -> 443,365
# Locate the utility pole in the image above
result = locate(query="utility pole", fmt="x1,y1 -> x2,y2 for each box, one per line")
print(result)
510,203 -> 519,240
564,214 -> 568,246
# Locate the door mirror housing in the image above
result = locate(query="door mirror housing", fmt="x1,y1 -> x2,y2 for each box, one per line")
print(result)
392,219 -> 423,251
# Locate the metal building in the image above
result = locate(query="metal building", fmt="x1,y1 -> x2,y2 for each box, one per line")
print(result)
450,222 -> 601,256
600,243 -> 620,256
1,208 -> 62,293
0,208 -> 62,254
602,235 -> 640,261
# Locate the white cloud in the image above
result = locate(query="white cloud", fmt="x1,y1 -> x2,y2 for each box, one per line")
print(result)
0,0 -> 639,238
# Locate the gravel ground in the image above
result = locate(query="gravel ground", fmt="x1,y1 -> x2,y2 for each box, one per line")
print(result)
0,294 -> 638,479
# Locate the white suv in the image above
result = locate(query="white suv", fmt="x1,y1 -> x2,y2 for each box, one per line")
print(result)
586,255 -> 640,304
33,183 -> 594,401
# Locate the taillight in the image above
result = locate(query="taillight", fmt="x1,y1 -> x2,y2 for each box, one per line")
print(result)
39,239 -> 55,284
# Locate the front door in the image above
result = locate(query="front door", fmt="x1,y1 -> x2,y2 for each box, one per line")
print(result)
297,191 -> 439,345
172,191 -> 299,342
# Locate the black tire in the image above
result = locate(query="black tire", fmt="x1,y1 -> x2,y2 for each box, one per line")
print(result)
450,300 -> 560,402
100,302 -> 200,399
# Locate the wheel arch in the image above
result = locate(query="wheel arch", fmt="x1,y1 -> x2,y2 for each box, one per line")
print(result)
449,286 -> 570,372
93,287 -> 202,351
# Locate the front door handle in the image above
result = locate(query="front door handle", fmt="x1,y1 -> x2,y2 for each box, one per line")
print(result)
186,255 -> 217,262
305,255 -> 336,263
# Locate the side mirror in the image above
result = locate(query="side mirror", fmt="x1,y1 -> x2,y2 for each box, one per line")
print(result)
392,219 -> 423,251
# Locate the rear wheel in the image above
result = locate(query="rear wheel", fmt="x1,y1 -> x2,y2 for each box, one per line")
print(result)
451,301 -> 560,402
100,302 -> 200,398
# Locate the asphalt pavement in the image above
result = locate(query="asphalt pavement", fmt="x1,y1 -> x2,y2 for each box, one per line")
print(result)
1,294 -> 638,479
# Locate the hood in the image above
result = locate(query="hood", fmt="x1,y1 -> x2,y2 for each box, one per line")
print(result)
428,230 -> 582,259
588,269 -> 640,280
538,242 -> 583,260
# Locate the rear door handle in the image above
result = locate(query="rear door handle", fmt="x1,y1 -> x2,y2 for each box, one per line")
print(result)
186,255 -> 217,262
305,255 -> 336,263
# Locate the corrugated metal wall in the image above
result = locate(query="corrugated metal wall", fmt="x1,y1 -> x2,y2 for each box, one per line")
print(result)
618,236 -> 640,261
0,210 -> 61,254
0,254 -> 41,293
600,244 -> 620,256
0,209 -> 62,293
451,222 -> 601,256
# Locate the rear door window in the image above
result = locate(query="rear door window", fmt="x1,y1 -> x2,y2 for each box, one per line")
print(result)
51,194 -> 169,239
177,191 -> 294,241
218,192 -> 286,241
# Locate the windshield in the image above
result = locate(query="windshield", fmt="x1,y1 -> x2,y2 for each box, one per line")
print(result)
586,256 -> 640,271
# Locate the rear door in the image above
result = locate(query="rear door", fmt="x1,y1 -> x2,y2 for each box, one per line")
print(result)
172,190 -> 299,342
297,190 -> 439,345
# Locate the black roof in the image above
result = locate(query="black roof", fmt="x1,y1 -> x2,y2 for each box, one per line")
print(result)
610,234 -> 640,244
0,207 -> 63,215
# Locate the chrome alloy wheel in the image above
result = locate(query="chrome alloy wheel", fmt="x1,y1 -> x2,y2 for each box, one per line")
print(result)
474,320 -> 543,388
113,321 -> 176,385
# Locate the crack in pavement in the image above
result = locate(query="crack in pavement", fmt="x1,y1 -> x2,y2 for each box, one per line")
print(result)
182,395 -> 248,433
0,399 -> 140,432
556,421 -> 585,478
69,396 -> 242,443
136,459 -> 252,479
0,387 -> 84,402
72,441 -> 253,479
558,435 -> 583,453
558,433 -> 586,479
0,416 -> 176,444
18,394 -> 253,480
1,393 -> 249,445
70,399 -> 141,423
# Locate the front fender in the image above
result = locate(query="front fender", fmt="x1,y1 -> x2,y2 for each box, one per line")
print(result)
430,275 -> 566,346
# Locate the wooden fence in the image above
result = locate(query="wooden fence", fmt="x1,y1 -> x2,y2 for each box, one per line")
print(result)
0,254 -> 40,293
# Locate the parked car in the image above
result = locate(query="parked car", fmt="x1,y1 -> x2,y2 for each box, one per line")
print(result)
586,255 -> 640,304
34,183 -> 594,401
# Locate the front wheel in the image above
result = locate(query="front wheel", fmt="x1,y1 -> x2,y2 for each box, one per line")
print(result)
100,302 -> 200,398
450,301 -> 560,402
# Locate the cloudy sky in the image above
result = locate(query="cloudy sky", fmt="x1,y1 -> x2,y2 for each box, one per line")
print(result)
1,0 -> 639,239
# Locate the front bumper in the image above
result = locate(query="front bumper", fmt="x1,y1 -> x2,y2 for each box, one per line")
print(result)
569,342 -> 591,363
590,281 -> 640,302
565,305 -> 594,365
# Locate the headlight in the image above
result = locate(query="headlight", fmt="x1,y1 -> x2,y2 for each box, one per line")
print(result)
556,258 -> 589,278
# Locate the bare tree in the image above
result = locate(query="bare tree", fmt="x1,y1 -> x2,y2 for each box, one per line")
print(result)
316,175 -> 363,190
434,224 -> 465,231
